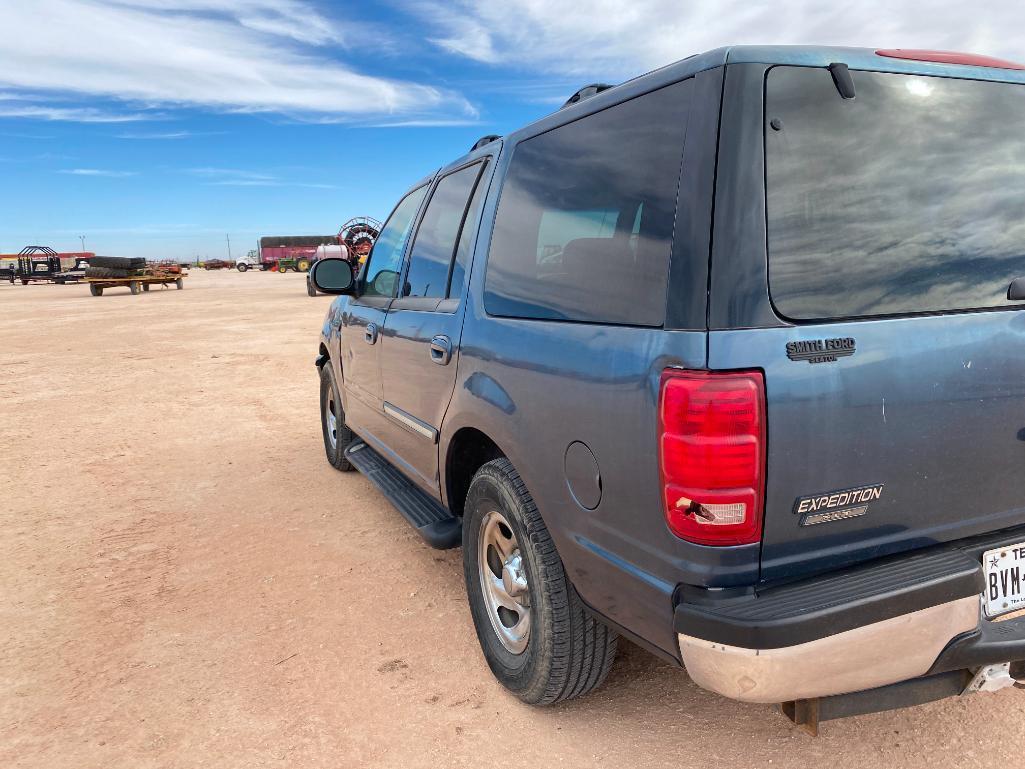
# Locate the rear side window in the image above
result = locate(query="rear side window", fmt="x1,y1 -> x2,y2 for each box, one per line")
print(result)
448,162 -> 489,298
484,79 -> 691,326
403,162 -> 485,299
766,67 -> 1025,320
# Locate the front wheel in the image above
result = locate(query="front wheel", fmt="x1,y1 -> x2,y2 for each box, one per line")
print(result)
319,363 -> 355,471
463,459 -> 618,705
237,263 -> 248,272
307,277 -> 317,297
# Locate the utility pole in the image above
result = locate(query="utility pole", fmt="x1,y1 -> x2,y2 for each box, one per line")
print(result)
79,235 -> 85,252
226,234 -> 232,260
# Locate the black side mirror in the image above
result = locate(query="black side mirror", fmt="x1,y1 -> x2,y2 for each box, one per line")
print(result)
310,257 -> 355,295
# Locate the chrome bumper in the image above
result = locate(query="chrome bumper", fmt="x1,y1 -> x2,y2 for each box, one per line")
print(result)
678,596 -> 980,703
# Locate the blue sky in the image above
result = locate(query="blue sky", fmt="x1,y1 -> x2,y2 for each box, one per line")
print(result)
1,1 -> 1023,259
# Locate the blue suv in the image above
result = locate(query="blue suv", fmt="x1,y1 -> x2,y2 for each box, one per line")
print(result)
313,46 -> 1025,728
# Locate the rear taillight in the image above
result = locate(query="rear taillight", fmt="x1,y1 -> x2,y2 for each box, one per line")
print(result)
658,369 -> 766,546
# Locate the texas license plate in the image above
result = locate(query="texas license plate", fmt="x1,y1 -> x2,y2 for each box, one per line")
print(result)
983,541 -> 1025,618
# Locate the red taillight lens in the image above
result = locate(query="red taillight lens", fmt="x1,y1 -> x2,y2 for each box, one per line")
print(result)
658,370 -> 766,546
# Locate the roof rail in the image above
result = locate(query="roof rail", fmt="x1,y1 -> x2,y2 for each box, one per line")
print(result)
561,83 -> 614,109
471,134 -> 501,151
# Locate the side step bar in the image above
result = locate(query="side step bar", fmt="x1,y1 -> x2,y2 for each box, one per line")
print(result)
345,441 -> 461,549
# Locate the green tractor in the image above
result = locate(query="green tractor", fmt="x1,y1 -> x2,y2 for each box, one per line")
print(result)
276,256 -> 312,273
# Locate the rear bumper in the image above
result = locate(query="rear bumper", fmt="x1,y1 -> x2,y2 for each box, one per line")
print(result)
674,527 -> 1025,703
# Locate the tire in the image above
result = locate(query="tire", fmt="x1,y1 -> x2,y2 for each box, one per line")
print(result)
319,363 -> 355,470
307,277 -> 317,296
90,256 -> 144,270
297,258 -> 311,272
129,281 -> 141,295
142,283 -> 150,292
463,459 -> 618,705
175,278 -> 183,290
85,266 -> 130,279
89,284 -> 103,296
237,263 -> 248,272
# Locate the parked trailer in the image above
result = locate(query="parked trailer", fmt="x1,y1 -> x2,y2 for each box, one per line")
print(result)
0,246 -> 95,284
258,235 -> 337,272
85,275 -> 185,296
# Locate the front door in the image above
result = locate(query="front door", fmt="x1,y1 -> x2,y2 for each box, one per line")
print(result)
339,182 -> 430,447
378,158 -> 492,493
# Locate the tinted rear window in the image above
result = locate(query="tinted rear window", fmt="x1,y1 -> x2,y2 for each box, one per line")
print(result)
766,67 -> 1025,320
484,79 -> 691,326
404,162 -> 483,299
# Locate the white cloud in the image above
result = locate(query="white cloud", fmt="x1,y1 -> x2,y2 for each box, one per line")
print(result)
186,167 -> 275,181
416,1 -> 1025,79
0,0 -> 472,119
185,166 -> 333,188
116,130 -> 218,139
358,119 -> 485,128
59,168 -> 137,177
0,104 -> 154,122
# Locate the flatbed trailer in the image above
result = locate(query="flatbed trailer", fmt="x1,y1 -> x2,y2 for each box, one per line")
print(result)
85,274 -> 185,296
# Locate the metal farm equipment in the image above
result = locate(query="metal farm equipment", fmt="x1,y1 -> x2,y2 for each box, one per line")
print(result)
339,217 -> 381,270
1,246 -> 90,285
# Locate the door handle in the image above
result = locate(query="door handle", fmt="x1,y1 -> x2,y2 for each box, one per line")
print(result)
429,335 -> 452,365
364,323 -> 378,345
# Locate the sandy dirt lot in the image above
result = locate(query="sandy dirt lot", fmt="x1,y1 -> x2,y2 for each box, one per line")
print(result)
2,269 -> 1023,768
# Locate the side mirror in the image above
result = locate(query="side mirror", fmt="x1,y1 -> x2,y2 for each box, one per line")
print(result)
310,257 -> 355,295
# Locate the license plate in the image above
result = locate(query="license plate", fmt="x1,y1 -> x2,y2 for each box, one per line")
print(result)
983,541 -> 1025,618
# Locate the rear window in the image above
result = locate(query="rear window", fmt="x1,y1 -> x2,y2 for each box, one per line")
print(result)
484,79 -> 691,326
766,67 -> 1025,320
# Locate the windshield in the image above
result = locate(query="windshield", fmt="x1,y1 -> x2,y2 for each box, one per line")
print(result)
765,66 -> 1025,320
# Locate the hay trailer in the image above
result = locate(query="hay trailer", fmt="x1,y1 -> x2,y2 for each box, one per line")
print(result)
86,274 -> 185,296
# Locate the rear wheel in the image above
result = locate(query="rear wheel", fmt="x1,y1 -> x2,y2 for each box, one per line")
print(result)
319,363 -> 355,471
463,459 -> 618,705
142,283 -> 150,292
89,284 -> 103,296
175,278 -> 183,290
129,281 -> 141,295
297,258 -> 311,272
307,277 -> 317,296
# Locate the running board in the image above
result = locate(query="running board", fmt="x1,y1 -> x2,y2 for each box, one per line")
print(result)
345,441 -> 461,549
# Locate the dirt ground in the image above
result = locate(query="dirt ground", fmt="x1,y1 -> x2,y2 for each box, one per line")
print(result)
2,269 -> 1023,769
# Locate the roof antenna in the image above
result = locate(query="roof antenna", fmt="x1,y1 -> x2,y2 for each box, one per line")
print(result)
828,62 -> 856,99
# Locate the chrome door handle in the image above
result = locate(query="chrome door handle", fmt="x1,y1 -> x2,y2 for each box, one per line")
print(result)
429,335 -> 452,365
364,323 -> 378,344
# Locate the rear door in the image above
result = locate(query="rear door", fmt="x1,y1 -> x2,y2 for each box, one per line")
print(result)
376,156 -> 493,493
717,64 -> 1025,582
339,183 -> 430,444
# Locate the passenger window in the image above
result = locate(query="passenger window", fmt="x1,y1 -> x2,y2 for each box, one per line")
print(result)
362,184 -> 429,298
403,163 -> 484,299
448,161 -> 489,298
484,79 -> 691,326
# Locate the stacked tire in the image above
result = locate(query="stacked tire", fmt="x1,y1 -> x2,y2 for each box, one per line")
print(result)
84,256 -> 147,280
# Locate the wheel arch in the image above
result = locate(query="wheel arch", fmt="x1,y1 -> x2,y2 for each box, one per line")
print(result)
444,427 -> 508,517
